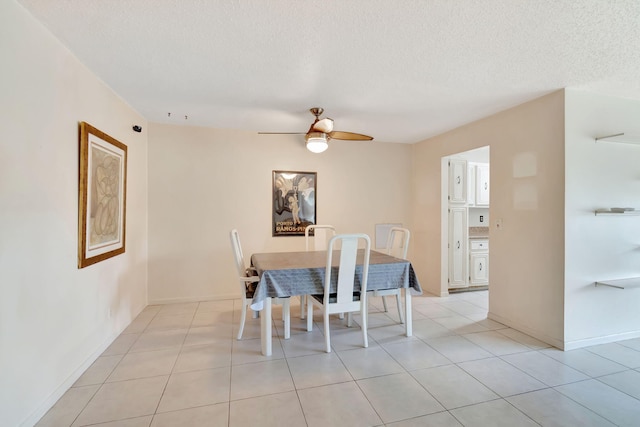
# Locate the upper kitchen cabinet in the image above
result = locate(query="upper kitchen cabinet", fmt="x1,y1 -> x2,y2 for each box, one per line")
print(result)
476,163 -> 490,206
468,162 -> 490,207
449,159 -> 468,204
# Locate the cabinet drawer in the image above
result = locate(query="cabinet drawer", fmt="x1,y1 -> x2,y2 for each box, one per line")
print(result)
470,240 -> 489,251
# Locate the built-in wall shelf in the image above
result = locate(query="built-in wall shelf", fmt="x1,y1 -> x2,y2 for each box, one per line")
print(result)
595,277 -> 640,289
595,133 -> 640,145
594,208 -> 640,216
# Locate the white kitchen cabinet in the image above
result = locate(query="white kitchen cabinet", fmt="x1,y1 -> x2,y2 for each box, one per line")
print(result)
470,252 -> 489,285
470,253 -> 489,285
467,164 -> 476,206
469,239 -> 489,252
448,207 -> 468,288
467,162 -> 489,207
469,239 -> 489,285
449,159 -> 467,204
476,163 -> 490,206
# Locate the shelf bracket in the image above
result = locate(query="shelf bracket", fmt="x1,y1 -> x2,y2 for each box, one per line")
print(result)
594,277 -> 640,289
595,133 -> 625,142
594,282 -> 625,290
595,133 -> 640,145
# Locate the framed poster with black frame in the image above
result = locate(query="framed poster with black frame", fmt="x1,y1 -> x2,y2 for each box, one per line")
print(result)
272,170 -> 316,236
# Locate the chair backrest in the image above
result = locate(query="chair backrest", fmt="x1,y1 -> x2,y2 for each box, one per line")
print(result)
305,224 -> 336,251
386,227 -> 410,259
324,234 -> 371,312
229,229 -> 248,277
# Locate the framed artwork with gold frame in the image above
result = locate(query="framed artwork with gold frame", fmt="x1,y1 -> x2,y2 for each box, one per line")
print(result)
78,122 -> 127,268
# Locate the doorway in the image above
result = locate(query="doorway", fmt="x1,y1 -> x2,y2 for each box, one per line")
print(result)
440,146 -> 490,296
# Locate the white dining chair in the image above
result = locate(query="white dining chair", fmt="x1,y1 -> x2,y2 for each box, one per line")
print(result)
229,229 -> 290,340
306,233 -> 370,353
300,225 -> 336,319
372,227 -> 410,323
305,224 -> 336,251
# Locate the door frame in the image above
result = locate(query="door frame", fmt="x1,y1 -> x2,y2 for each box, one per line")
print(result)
440,156 -> 450,296
440,146 -> 490,296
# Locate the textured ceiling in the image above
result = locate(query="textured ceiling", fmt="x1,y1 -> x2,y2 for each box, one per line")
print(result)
17,0 -> 640,143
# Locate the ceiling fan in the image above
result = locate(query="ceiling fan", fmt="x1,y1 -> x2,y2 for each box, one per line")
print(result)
259,107 -> 373,153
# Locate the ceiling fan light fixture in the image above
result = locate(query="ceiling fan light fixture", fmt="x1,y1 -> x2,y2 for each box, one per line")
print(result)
306,132 -> 328,153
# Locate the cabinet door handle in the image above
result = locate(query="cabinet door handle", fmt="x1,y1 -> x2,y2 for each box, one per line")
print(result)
457,176 -> 461,184
457,241 -> 460,249
484,182 -> 487,190
479,263 -> 483,271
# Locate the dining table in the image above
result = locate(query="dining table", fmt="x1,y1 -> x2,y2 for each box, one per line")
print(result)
250,249 -> 422,356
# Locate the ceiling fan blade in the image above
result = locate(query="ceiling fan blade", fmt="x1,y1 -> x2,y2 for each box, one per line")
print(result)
312,118 -> 334,133
328,131 -> 373,141
258,132 -> 306,135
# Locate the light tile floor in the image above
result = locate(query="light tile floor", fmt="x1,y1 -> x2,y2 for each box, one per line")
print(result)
36,291 -> 640,426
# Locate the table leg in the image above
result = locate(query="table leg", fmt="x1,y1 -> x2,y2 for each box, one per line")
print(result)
261,297 -> 272,356
283,298 -> 290,340
404,289 -> 412,337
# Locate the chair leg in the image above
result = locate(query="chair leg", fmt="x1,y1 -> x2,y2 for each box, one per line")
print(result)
300,295 -> 306,319
346,312 -> 353,327
382,295 -> 389,312
339,312 -> 344,320
283,298 -> 291,339
396,294 -> 405,324
361,306 -> 368,348
237,302 -> 247,340
307,300 -> 313,331
324,309 -> 331,353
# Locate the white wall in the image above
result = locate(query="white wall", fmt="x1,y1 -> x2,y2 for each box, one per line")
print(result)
147,124 -> 412,303
564,90 -> 640,348
0,2 -> 149,426
411,91 -> 566,347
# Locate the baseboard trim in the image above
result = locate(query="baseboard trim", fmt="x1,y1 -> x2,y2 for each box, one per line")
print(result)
563,330 -> 640,351
487,311 -> 564,350
148,293 -> 239,305
488,312 -> 640,351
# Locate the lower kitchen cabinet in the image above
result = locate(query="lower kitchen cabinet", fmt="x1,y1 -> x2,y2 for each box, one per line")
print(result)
469,252 -> 489,285
469,239 -> 489,285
